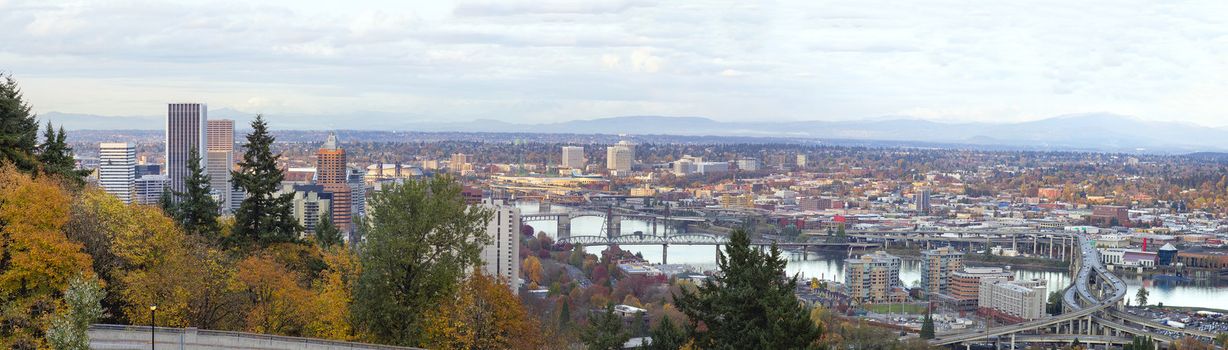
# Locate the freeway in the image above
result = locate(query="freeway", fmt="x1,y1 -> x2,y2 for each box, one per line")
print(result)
1108,309 -> 1220,339
1092,316 -> 1177,343
931,233 -> 1127,346
1010,334 -> 1133,346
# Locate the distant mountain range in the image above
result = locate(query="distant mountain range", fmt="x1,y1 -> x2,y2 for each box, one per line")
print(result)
40,111 -> 1228,153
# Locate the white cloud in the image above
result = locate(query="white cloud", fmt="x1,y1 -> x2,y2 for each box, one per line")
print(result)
5,0 -> 1228,127
629,48 -> 662,73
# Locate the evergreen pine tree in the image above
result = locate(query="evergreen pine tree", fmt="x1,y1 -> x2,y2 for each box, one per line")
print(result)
232,115 -> 301,245
37,122 -> 89,186
644,315 -> 687,350
920,307 -> 935,339
579,304 -> 630,350
314,213 -> 343,249
171,148 -> 220,239
159,185 -> 176,214
674,228 -> 820,349
558,300 -> 571,331
0,73 -> 40,173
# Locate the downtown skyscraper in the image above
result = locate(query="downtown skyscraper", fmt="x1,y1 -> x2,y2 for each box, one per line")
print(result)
207,119 -> 236,212
98,142 -> 136,203
166,103 -> 207,195
316,132 -> 351,232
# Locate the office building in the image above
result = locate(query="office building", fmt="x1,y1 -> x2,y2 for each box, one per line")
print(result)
279,184 -> 333,235
920,246 -> 964,296
979,278 -> 1047,321
796,154 -> 808,168
481,198 -> 521,293
606,145 -> 632,175
915,188 -> 932,214
98,143 -> 137,203
315,133 -> 351,232
844,251 -> 902,303
1091,205 -> 1129,227
673,158 -> 696,176
561,146 -> 585,169
166,103 -> 208,195
696,161 -> 730,174
947,267 -> 1013,311
229,188 -> 247,213
206,119 -> 233,151
348,168 -> 367,220
135,164 -> 161,178
134,175 -> 169,205
616,140 -> 636,160
735,158 -> 759,171
206,119 -> 234,212
450,153 -> 470,173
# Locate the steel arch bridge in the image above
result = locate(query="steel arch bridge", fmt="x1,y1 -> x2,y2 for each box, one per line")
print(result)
557,233 -> 729,246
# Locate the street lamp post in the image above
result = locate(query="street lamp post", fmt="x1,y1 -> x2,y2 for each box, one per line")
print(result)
149,305 -> 157,350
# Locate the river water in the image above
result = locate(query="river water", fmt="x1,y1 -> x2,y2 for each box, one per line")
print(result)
517,203 -> 1228,309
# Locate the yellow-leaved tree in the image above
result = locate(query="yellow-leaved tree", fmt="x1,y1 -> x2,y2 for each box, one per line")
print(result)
422,271 -> 545,350
69,188 -> 244,329
0,165 -> 95,348
238,253 -> 315,336
305,247 -> 361,340
523,255 -> 543,285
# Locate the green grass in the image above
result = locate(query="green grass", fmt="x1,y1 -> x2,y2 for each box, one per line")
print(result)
864,303 -> 928,314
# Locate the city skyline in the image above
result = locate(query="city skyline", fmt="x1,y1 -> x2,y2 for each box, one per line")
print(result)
7,1 -> 1228,128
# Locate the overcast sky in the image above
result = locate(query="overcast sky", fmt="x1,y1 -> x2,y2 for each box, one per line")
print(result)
5,0 -> 1228,127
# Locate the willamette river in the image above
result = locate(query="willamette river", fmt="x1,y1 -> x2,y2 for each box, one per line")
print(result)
516,203 -> 1228,309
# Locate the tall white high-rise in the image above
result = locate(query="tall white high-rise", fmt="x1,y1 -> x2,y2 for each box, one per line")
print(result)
166,103 -> 208,195
481,198 -> 521,293
98,143 -> 136,203
561,146 -> 584,169
207,119 -> 234,212
606,145 -> 632,175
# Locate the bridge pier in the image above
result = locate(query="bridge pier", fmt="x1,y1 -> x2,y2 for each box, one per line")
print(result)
558,215 -> 571,239
662,244 -> 668,265
607,215 -> 622,239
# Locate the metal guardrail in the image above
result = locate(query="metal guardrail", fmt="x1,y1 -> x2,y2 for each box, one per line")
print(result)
90,324 -> 423,350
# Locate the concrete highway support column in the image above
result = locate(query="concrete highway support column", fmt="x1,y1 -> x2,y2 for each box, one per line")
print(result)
1049,236 -> 1055,258
661,244 -> 668,265
607,215 -> 622,238
558,215 -> 571,239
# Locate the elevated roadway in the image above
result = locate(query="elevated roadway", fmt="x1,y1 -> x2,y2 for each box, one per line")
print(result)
931,233 -> 1127,346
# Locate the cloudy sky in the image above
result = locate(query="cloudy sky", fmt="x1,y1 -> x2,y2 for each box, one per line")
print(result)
4,0 -> 1228,127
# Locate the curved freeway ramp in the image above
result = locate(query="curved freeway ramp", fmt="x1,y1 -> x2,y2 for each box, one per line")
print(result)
931,234 -> 1126,347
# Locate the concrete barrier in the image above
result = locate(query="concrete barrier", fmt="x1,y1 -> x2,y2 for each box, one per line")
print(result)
89,324 -> 422,350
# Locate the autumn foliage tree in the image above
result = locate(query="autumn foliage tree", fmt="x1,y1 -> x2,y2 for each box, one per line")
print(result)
422,271 -> 545,350
0,165 -> 94,348
523,255 -> 544,286
238,254 -> 315,335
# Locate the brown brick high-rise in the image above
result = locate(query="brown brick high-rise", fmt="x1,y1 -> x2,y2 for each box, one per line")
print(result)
316,133 -> 350,232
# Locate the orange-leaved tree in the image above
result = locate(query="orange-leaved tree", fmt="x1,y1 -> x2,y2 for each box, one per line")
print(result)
422,271 -> 546,350
0,165 -> 94,348
238,253 -> 315,336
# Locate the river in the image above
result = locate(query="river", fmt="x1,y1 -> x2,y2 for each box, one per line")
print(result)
516,202 -> 1228,309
